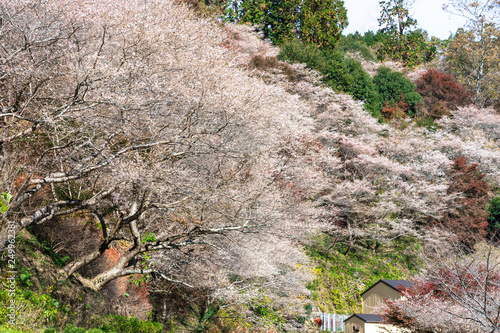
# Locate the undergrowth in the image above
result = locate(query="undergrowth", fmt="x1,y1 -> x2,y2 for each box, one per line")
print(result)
305,234 -> 421,314
0,231 -> 163,333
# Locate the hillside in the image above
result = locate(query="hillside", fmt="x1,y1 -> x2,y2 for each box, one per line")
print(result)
1,0 -> 500,332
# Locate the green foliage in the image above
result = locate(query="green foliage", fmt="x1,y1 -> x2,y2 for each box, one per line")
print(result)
343,58 -> 381,115
278,39 -> 325,69
238,0 -> 347,47
378,0 -> 417,35
377,30 -> 437,68
194,305 -> 220,333
247,295 -> 285,326
304,303 -> 313,316
63,325 -> 86,333
141,232 -> 156,243
300,0 -> 348,48
338,33 -> 374,60
99,315 -> 163,333
41,315 -> 164,333
23,233 -> 70,267
362,30 -> 387,47
177,302 -> 222,333
0,192 -> 12,214
377,1 -> 436,67
305,234 -> 420,314
0,287 -> 60,330
0,326 -> 30,333
278,40 -> 382,119
414,116 -> 438,131
19,268 -> 33,287
488,197 -> 500,232
240,0 -> 300,44
372,67 -> 422,117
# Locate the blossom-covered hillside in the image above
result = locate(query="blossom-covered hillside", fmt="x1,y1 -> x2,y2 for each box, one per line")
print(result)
0,0 -> 499,332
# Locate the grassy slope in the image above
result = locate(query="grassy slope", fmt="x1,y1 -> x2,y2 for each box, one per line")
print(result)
305,235 -> 421,314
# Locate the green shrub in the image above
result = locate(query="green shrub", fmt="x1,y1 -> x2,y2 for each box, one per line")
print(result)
488,197 -> 500,233
415,116 -> 438,130
362,30 -> 387,47
373,67 -> 423,117
278,40 -> 381,118
0,326 -> 29,333
247,295 -> 285,325
99,315 -> 163,333
377,30 -> 436,68
0,288 -> 59,331
343,57 -> 381,116
278,39 -> 327,71
339,34 -> 374,60
63,325 -> 86,333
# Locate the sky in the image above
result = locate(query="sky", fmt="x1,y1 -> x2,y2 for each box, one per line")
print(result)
343,0 -> 468,39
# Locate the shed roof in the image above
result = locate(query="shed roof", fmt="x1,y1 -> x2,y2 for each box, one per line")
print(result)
361,279 -> 413,296
344,314 -> 384,323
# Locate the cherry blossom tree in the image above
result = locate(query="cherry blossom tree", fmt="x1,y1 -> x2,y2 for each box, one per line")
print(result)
382,242 -> 500,333
0,0 -> 316,295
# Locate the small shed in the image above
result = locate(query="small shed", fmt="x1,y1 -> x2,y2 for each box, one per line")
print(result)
361,279 -> 413,314
343,314 -> 384,333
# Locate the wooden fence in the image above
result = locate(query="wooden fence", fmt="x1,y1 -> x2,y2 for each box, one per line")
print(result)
319,313 -> 347,332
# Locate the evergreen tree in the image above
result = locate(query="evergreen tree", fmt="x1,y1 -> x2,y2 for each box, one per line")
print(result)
240,0 -> 300,43
300,0 -> 348,48
239,0 -> 347,46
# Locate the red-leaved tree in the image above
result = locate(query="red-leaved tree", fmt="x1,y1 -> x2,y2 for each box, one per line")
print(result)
442,156 -> 490,246
415,69 -> 472,119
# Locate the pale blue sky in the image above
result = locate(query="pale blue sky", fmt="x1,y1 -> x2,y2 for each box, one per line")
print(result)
343,0 -> 468,39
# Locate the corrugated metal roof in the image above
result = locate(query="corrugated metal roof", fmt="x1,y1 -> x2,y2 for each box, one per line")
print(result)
382,279 -> 414,290
361,279 -> 414,296
344,314 -> 384,323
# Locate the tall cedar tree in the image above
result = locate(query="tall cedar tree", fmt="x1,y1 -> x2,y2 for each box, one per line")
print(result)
300,0 -> 348,48
442,156 -> 490,246
240,0 -> 301,44
239,0 -> 347,47
415,69 -> 472,119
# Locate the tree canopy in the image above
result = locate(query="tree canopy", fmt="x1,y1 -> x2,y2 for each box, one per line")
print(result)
444,0 -> 500,107
377,0 -> 436,67
238,0 -> 348,46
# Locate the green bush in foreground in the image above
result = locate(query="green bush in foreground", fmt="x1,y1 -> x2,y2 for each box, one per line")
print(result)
372,67 -> 423,117
42,316 -> 163,333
